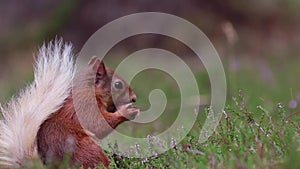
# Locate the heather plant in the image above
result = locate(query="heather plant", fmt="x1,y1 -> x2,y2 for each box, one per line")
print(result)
96,89 -> 298,169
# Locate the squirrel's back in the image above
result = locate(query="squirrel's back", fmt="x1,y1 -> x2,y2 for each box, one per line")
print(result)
0,40 -> 75,167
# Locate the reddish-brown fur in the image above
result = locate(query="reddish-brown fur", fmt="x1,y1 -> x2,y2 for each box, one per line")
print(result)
37,97 -> 111,168
37,59 -> 139,168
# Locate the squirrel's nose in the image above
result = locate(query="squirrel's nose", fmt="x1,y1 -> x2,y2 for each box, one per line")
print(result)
130,94 -> 137,103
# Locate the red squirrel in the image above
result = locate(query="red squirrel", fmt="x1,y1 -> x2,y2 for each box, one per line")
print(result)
0,40 -> 140,168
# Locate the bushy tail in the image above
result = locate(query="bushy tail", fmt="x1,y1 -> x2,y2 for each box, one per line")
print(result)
0,40 -> 75,167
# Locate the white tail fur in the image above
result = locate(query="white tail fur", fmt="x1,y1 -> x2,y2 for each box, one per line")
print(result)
0,40 -> 75,167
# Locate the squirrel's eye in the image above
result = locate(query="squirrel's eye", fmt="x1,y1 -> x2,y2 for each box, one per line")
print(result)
114,81 -> 123,89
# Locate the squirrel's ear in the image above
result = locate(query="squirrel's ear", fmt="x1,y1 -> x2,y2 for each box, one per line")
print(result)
88,56 -> 107,82
88,56 -> 106,74
96,60 -> 107,77
95,61 -> 107,85
89,57 -> 107,84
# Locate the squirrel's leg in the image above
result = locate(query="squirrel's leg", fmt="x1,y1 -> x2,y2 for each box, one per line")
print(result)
74,136 -> 110,168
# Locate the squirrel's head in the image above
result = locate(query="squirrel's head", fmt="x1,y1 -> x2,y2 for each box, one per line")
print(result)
89,56 -> 137,113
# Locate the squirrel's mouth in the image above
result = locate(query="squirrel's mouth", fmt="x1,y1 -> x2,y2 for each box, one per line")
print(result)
107,104 -> 117,113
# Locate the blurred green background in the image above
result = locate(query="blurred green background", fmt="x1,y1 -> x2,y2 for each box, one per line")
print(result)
1,0 -> 300,104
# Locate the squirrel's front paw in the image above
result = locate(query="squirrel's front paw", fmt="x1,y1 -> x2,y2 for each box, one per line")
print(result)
118,103 -> 140,120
